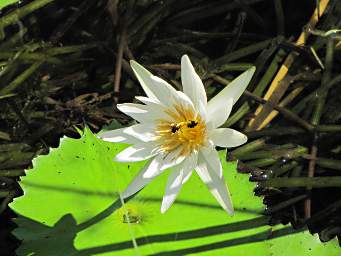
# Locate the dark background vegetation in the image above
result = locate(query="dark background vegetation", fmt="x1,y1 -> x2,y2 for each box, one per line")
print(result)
0,0 -> 341,255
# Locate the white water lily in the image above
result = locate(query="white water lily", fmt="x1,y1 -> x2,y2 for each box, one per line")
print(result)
100,55 -> 255,215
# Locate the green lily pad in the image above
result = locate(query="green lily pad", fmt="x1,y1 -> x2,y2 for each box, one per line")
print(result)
10,127 -> 340,255
0,0 -> 20,10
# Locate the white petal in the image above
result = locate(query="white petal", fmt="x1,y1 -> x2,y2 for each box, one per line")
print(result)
198,99 -> 207,121
117,103 -> 148,123
175,91 -> 195,113
135,96 -> 161,105
211,67 -> 255,106
161,150 -> 199,213
115,142 -> 159,162
183,170 -> 193,184
182,151 -> 198,184
122,161 -> 160,198
136,94 -> 196,125
117,103 -> 147,114
195,157 -> 234,215
142,154 -> 164,178
98,128 -> 140,144
152,76 -> 181,108
181,55 -> 207,111
131,60 -> 179,108
143,147 -> 188,179
123,124 -> 155,142
117,103 -> 169,123
207,98 -> 233,130
135,96 -> 168,111
200,146 -> 223,178
161,165 -> 184,213
209,128 -> 247,148
130,61 -> 159,101
161,152 -> 185,170
159,147 -> 186,171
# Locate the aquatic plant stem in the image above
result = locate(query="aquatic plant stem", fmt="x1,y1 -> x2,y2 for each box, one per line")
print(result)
212,74 -> 314,131
264,194 -> 307,215
114,27 -> 127,103
0,0 -> 55,39
0,61 -> 43,95
228,138 -> 268,160
0,169 -> 25,177
260,177 -> 341,188
247,0 -> 330,130
243,90 -> 314,131
305,38 -> 334,219
305,143 -> 317,218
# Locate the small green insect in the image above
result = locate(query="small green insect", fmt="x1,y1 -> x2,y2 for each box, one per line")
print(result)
122,209 -> 141,224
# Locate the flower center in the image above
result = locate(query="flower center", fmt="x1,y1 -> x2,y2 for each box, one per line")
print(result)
155,104 -> 206,156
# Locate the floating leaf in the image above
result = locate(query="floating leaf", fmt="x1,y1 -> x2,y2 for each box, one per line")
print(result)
0,0 -> 19,10
10,127 -> 340,255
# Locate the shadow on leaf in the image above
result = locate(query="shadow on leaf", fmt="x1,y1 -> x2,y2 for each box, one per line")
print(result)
13,199 -> 303,256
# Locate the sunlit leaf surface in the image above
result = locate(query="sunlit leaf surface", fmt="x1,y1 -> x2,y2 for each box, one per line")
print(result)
10,127 -> 340,255
0,0 -> 20,10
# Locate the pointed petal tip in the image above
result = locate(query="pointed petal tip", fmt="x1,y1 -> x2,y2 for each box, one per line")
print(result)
181,54 -> 189,61
116,104 -> 124,110
248,66 -> 256,75
181,54 -> 193,68
241,133 -> 248,145
226,208 -> 234,216
130,59 -> 138,66
160,198 -> 173,214
114,150 -> 136,162
209,128 -> 248,148
180,53 -> 207,112
130,60 -> 149,76
130,60 -> 141,73
113,155 -> 123,162
160,205 -> 167,214
221,199 -> 234,215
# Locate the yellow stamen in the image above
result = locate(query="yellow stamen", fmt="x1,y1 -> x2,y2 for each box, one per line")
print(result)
155,104 -> 206,156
